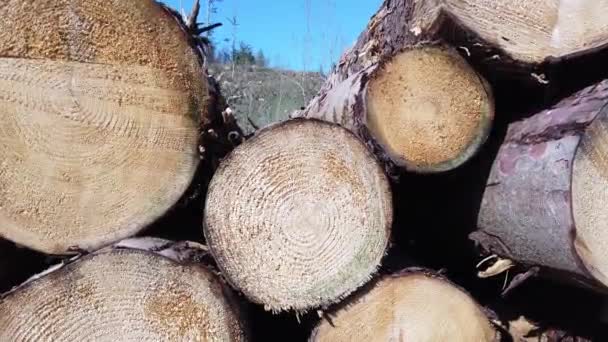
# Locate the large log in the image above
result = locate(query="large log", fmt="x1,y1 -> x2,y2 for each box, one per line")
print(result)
473,80 -> 608,291
0,0 -> 240,255
292,0 -> 496,174
413,0 -> 608,65
310,269 -> 499,342
296,45 -> 494,174
204,119 -> 392,312
310,269 -> 594,342
0,238 -> 248,341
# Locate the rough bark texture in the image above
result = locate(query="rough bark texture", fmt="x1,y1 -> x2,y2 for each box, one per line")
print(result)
292,0 -> 430,177
473,80 -> 608,291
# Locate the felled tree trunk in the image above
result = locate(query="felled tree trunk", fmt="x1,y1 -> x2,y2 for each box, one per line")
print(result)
0,0 -> 240,255
204,119 -> 392,313
309,268 -> 592,342
0,238 -> 248,341
473,80 -> 608,292
310,269 -> 499,342
412,0 -> 608,66
293,0 -> 495,175
296,45 -> 494,175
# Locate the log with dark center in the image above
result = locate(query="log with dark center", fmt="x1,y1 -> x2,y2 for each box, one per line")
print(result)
0,238 -> 248,341
474,79 -> 608,291
204,119 -> 392,312
310,270 -> 498,342
0,0 -> 239,254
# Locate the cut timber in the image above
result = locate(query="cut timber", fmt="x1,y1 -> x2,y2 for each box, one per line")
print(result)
414,0 -> 608,64
474,80 -> 608,290
0,0 -> 216,254
367,46 -> 493,172
297,45 -> 493,173
0,239 -> 248,341
572,112 -> 608,287
204,119 -> 392,312
310,270 -> 498,342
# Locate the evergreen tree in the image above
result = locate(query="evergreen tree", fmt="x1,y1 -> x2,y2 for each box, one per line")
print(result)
255,49 -> 268,67
233,42 -> 255,65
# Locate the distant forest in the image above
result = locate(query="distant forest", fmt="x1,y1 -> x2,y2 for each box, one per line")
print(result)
209,41 -> 269,67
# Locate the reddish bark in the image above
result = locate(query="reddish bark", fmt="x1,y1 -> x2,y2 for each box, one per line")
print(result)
473,80 -> 608,291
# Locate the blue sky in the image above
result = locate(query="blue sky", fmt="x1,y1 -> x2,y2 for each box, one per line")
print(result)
164,0 -> 382,71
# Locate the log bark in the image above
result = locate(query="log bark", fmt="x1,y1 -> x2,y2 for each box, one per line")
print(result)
0,0 -> 241,255
204,119 -> 392,312
0,238 -> 248,341
473,80 -> 608,291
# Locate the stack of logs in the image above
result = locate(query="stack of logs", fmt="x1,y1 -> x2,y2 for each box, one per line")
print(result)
1,0 -> 608,340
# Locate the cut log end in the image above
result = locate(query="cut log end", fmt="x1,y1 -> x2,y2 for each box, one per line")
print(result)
0,248 -> 247,341
573,108 -> 608,287
310,271 -> 498,342
365,46 -> 493,172
442,0 -> 608,63
204,119 -> 392,312
0,0 -> 207,254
